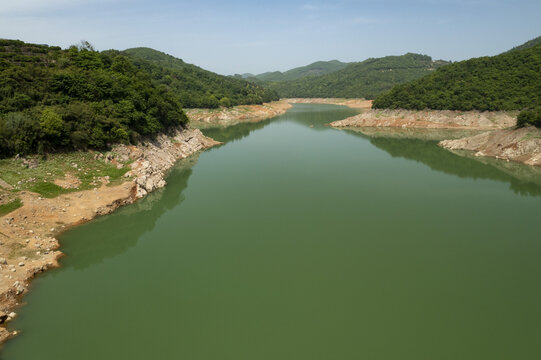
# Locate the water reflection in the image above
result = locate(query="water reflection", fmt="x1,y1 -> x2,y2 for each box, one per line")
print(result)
202,103 -> 360,144
341,127 -> 541,197
202,118 -> 273,144
275,104 -> 360,130
58,155 -> 199,270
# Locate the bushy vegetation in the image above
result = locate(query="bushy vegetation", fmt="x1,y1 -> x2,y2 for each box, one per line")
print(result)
123,47 -> 279,108
372,44 -> 541,127
517,106 -> 541,128
0,40 -> 189,157
0,151 -> 131,197
263,53 -> 448,99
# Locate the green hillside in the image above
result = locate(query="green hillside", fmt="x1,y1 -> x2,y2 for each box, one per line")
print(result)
123,47 -> 279,108
265,53 -> 448,99
253,60 -> 349,82
372,44 -> 541,127
0,40 -> 188,157
505,35 -> 541,53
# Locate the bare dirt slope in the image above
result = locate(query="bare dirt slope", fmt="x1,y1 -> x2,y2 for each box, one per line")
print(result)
439,126 -> 541,166
286,98 -> 373,109
331,109 -> 517,130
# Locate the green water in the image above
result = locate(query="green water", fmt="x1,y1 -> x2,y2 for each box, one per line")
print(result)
2,104 -> 541,359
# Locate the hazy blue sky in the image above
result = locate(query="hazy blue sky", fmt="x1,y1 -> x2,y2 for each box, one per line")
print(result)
1,0 -> 539,75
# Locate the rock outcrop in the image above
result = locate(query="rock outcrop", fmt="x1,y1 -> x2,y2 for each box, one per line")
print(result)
113,128 -> 220,198
439,126 -> 541,166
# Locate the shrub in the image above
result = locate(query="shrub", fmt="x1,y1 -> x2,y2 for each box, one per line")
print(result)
517,107 -> 541,128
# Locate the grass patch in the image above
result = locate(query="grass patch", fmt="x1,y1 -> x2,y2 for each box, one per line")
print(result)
28,182 -> 66,198
0,151 -> 130,198
0,198 -> 22,216
5,242 -> 37,259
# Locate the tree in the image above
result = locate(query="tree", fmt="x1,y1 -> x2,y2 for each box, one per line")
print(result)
40,108 -> 63,138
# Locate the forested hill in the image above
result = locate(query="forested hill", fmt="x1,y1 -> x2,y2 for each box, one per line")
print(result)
123,47 -> 279,108
263,53 -> 449,99
371,43 -> 541,126
0,40 -> 190,156
246,60 -> 350,82
505,35 -> 541,53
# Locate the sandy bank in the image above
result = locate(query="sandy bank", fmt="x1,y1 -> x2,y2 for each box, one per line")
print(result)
331,109 -> 517,130
186,100 -> 292,129
286,98 -> 373,109
439,126 -> 541,166
0,127 -> 220,344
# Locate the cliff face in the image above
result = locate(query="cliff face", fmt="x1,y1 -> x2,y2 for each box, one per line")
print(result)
439,126 -> 541,166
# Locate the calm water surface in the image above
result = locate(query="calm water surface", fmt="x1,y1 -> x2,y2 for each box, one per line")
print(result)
2,104 -> 541,359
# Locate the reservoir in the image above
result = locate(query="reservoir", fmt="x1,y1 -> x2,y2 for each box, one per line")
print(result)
2,104 -> 541,359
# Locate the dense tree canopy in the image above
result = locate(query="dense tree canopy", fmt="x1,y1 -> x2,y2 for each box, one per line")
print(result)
372,44 -> 541,127
505,35 -> 541,53
0,41 -> 280,157
0,40 -> 189,156
262,53 -> 449,99
123,47 -> 279,108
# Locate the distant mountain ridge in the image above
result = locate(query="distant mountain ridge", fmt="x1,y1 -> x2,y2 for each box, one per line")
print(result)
246,60 -> 350,82
123,47 -> 279,108
263,53 -> 449,99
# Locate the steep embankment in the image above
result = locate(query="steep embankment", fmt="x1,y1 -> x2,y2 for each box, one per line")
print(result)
439,127 -> 541,166
0,128 -> 219,344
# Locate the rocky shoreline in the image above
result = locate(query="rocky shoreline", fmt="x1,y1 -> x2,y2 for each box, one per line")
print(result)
331,108 -> 517,130
330,108 -> 541,166
0,127 -> 220,345
186,100 -> 292,129
439,126 -> 541,166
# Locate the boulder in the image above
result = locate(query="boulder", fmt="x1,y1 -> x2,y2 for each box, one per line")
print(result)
0,311 -> 7,324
